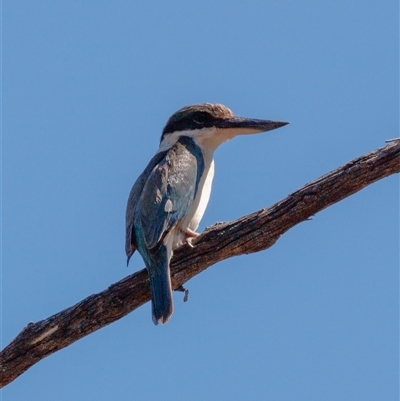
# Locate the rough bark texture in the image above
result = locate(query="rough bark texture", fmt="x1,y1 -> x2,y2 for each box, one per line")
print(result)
1,140 -> 399,387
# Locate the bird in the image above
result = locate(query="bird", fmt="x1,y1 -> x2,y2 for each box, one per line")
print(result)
125,103 -> 288,325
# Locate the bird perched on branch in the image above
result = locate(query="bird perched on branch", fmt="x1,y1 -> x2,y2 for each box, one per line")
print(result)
125,103 -> 288,324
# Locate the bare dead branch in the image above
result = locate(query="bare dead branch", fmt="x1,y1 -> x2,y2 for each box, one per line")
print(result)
1,140 -> 399,387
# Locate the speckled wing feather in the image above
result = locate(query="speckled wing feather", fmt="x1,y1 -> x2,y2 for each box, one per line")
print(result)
137,139 -> 201,251
125,151 -> 167,261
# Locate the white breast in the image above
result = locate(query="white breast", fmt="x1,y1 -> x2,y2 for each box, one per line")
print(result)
187,156 -> 214,231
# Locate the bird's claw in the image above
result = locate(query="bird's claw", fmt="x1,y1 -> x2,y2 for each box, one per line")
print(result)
175,285 -> 189,302
182,228 -> 199,248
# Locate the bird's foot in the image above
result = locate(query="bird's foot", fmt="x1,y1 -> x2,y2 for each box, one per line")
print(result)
185,228 -> 200,237
183,228 -> 199,248
175,285 -> 189,302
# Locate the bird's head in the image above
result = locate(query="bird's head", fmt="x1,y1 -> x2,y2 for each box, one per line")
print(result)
159,103 -> 288,151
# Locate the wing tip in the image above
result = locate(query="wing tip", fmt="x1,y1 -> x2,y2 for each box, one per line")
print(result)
126,249 -> 135,266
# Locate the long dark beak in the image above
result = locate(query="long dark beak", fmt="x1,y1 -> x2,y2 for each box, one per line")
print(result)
214,117 -> 289,138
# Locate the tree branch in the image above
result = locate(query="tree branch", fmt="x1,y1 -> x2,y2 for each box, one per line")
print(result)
1,140 -> 399,387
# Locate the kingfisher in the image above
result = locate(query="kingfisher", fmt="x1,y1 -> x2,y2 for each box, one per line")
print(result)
125,103 -> 288,325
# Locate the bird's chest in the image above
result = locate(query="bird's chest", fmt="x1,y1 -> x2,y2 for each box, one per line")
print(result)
172,153 -> 214,247
187,157 -> 214,229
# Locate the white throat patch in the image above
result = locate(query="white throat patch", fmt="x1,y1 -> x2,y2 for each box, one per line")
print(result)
157,127 -> 233,154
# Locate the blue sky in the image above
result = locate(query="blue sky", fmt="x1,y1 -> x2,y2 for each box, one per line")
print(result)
2,1 -> 398,400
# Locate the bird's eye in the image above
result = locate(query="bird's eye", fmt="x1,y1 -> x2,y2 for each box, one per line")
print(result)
192,112 -> 211,124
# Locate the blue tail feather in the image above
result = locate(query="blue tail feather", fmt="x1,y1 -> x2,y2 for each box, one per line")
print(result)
148,246 -> 173,325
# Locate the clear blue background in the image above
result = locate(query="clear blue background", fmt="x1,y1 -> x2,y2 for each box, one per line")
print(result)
2,1 -> 398,400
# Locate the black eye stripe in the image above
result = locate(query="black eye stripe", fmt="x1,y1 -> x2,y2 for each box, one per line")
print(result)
160,104 -> 235,142
162,112 -> 218,138
191,112 -> 213,124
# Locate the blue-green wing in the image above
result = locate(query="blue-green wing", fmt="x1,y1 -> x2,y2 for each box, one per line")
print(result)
137,140 -> 201,250
125,150 -> 167,261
